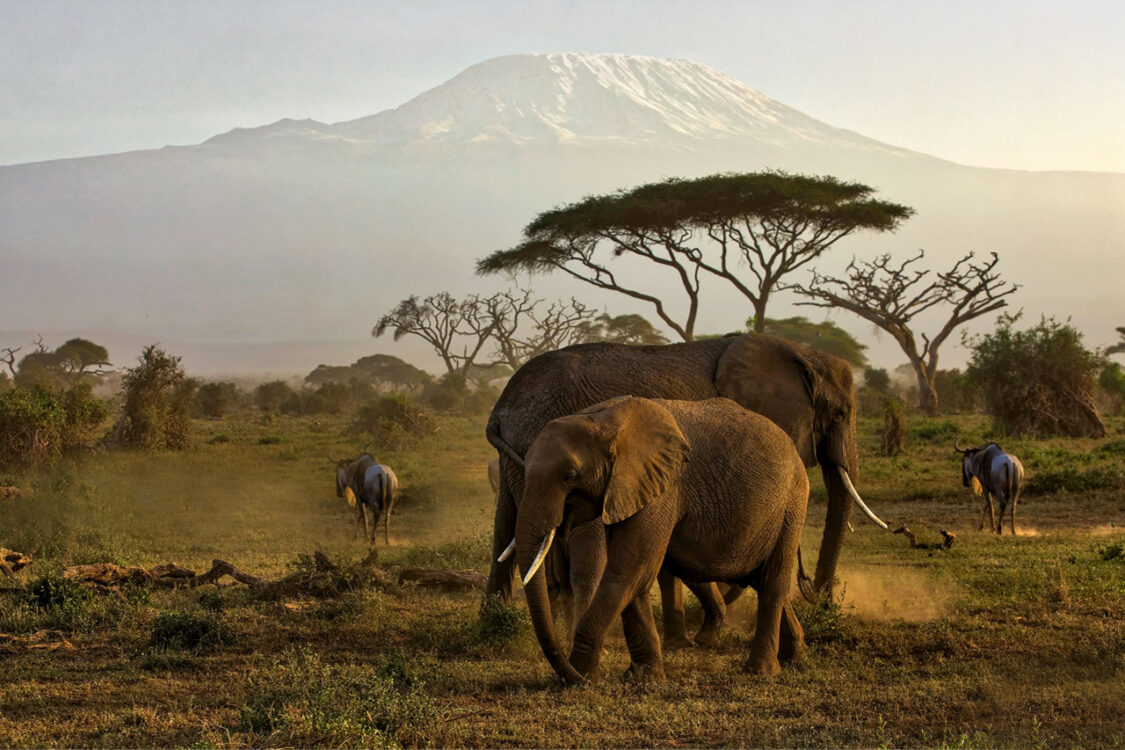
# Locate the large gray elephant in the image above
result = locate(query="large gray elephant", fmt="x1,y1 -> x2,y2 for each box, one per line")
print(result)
517,396 -> 810,683
336,454 -> 399,544
486,334 -> 886,611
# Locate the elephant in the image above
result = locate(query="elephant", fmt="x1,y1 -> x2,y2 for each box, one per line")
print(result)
486,334 -> 886,630
955,440 -> 1025,534
336,454 -> 399,544
516,396 -> 810,684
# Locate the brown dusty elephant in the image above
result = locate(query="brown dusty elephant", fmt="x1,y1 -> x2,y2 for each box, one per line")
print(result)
516,396 -> 810,684
486,335 -> 886,631
336,454 -> 399,544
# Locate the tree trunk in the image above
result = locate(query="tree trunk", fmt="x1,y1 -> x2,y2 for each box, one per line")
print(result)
915,369 -> 939,416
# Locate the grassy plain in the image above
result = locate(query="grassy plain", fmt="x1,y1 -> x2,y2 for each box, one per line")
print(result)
0,410 -> 1123,748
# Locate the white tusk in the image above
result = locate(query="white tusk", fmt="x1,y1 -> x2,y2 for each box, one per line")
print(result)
521,528 -> 555,586
497,538 -> 516,563
838,466 -> 889,530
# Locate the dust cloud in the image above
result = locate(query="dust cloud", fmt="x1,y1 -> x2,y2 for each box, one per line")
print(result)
837,568 -> 957,621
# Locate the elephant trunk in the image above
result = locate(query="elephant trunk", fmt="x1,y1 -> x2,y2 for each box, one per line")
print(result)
812,414 -> 887,597
515,484 -> 583,685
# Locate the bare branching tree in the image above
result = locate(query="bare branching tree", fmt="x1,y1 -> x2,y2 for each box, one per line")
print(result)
1,347 -> 19,378
485,291 -> 596,370
797,250 -> 1018,414
374,290 -> 601,376
373,292 -> 496,378
478,172 -> 914,340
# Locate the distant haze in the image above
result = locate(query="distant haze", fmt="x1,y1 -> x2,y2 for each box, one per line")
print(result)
2,53 -> 1123,376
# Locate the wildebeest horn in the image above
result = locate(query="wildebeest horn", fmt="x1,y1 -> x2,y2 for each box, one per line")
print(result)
953,439 -> 967,453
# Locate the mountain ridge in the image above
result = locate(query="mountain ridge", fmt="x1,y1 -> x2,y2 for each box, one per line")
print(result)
1,52 -> 1122,375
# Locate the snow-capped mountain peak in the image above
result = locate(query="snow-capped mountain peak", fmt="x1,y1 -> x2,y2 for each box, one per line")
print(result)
331,53 -> 896,152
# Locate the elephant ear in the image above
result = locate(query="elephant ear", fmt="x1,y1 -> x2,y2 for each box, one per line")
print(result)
715,335 -> 819,466
601,398 -> 690,525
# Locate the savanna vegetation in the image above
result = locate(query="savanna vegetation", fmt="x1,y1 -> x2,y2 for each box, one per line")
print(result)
0,403 -> 1122,748
2,170 -> 1123,748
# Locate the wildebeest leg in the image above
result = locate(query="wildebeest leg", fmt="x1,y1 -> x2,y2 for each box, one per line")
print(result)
978,492 -> 994,531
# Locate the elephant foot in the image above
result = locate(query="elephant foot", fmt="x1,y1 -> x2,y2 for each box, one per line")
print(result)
743,652 -> 782,676
778,640 -> 808,666
694,625 -> 722,649
662,634 -> 696,651
623,662 -> 666,684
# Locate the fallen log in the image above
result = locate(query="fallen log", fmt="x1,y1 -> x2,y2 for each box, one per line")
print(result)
398,566 -> 487,592
1,546 -> 38,580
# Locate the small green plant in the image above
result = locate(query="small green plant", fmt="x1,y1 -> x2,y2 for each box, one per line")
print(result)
476,595 -> 527,647
796,586 -> 851,644
149,610 -> 232,651
1100,543 -> 1124,562
238,647 -> 436,748
24,572 -> 88,611
257,435 -> 283,445
206,434 -> 231,445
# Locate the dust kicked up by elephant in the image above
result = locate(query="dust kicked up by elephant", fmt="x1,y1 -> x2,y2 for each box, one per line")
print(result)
484,334 -> 887,610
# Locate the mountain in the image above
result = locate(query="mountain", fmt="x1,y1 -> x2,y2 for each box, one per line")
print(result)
2,53 -> 1123,375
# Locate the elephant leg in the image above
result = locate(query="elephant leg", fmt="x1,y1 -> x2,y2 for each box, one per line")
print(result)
1010,498 -> 1018,536
744,523 -> 802,675
658,569 -> 694,650
570,524 -> 669,683
684,580 -> 725,648
620,591 -> 666,682
484,480 -> 519,605
722,583 -> 746,606
777,598 -> 807,666
567,523 -> 607,648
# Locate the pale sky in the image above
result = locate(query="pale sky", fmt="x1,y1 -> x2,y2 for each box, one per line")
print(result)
2,0 -> 1123,172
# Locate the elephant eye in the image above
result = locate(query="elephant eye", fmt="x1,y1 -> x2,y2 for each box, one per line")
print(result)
563,467 -> 580,481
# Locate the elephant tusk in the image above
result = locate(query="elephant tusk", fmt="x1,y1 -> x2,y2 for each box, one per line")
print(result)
838,466 -> 889,530
521,528 -> 555,586
497,538 -> 516,563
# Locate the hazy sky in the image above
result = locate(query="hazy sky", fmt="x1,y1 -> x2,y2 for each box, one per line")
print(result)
2,0 -> 1122,172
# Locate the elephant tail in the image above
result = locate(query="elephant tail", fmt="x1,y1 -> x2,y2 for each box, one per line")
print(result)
796,546 -> 818,605
486,416 -> 525,468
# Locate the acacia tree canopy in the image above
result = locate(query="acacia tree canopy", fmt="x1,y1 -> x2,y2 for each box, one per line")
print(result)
477,171 -> 914,340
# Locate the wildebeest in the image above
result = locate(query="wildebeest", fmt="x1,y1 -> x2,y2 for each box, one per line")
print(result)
955,440 -> 1025,535
336,454 -> 399,544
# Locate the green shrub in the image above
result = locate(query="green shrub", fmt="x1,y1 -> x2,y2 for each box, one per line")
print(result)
350,393 -> 435,444
149,610 -> 232,651
257,435 -> 283,445
0,383 -> 107,470
117,345 -> 197,450
965,314 -> 1104,437
1024,466 -> 1125,495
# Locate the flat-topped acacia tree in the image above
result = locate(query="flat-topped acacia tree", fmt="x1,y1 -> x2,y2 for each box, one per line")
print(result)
477,171 -> 914,340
